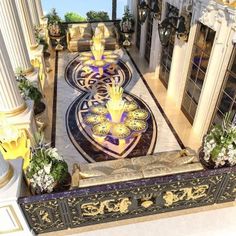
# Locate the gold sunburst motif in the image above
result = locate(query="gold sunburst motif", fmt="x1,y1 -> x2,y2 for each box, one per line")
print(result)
124,101 -> 138,112
103,51 -> 114,56
128,109 -> 149,120
79,52 -> 92,57
111,123 -> 131,139
84,114 -> 107,125
90,105 -> 108,115
79,56 -> 91,61
92,121 -> 112,137
125,119 -> 147,132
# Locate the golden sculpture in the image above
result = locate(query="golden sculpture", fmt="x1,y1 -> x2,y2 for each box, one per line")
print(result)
91,35 -> 105,61
84,82 -> 149,144
163,185 -> 209,207
78,36 -> 119,77
0,115 -> 31,170
106,82 -> 125,123
81,198 -> 132,216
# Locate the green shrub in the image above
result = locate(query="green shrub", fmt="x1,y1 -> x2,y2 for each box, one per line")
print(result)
64,12 -> 86,22
46,8 -> 62,24
86,10 -> 110,21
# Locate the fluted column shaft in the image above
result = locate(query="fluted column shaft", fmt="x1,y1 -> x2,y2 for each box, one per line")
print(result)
28,0 -> 40,26
35,0 -> 44,20
0,0 -> 33,73
0,30 -> 26,114
16,0 -> 38,51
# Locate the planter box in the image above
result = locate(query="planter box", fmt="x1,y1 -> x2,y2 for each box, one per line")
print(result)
18,164 -> 236,234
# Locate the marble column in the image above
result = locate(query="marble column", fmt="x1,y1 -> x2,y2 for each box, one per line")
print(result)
28,0 -> 40,27
0,30 -> 26,115
15,0 -> 39,51
35,0 -> 44,20
0,153 -> 12,189
0,0 -> 33,73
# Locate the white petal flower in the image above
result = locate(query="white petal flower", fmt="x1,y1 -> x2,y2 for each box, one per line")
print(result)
44,162 -> 52,174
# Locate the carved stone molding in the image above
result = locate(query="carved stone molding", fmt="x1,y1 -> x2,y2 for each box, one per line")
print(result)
195,0 -> 236,29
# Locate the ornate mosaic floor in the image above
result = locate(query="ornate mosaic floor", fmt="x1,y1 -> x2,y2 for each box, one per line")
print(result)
53,50 -> 183,166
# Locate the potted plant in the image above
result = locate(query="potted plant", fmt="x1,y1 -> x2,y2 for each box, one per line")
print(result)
46,8 -> 62,37
16,73 -> 45,115
120,6 -> 135,33
48,22 -> 61,37
26,134 -> 70,194
201,113 -> 236,168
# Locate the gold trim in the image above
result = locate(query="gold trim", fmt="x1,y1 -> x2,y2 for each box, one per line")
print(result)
0,164 -> 14,189
23,66 -> 34,75
1,103 -> 27,117
0,205 -> 23,234
41,202 -> 236,236
30,43 -> 39,50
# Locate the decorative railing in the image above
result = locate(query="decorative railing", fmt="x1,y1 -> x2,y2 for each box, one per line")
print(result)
61,19 -> 121,25
18,165 -> 236,235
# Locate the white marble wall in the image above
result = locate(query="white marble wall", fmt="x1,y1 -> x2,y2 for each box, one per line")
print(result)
130,0 -> 236,140
191,0 -> 236,138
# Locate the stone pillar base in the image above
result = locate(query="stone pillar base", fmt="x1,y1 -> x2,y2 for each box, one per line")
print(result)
0,159 -> 33,235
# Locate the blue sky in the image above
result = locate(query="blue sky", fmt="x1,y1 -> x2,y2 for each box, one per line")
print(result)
41,0 -> 128,19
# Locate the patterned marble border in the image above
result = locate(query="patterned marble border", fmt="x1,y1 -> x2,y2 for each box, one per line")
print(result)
51,49 -> 184,165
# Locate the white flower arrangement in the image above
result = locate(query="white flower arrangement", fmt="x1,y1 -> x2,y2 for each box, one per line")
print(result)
26,134 -> 69,194
203,114 -> 236,168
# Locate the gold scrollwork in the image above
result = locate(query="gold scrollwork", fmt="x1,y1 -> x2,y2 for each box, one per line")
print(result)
163,185 -> 209,207
39,210 -> 51,223
81,198 -> 132,217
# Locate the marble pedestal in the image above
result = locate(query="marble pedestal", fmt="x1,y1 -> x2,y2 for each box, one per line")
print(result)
0,159 -> 33,235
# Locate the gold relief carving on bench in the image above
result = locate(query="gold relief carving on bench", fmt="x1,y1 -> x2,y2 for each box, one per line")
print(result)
39,210 -> 52,224
81,198 -> 132,217
163,185 -> 209,207
140,193 -> 154,208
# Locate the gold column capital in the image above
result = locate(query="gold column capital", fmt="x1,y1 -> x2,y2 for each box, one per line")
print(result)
0,164 -> 14,189
1,103 -> 28,117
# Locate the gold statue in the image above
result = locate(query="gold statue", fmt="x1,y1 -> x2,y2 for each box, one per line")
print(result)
106,81 -> 125,123
0,114 -> 31,170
